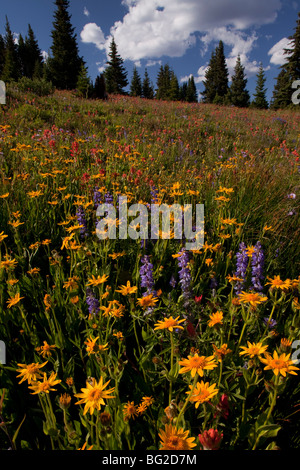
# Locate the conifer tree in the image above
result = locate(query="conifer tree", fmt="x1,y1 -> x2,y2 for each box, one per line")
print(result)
186,75 -> 198,102
0,34 -> 5,77
94,73 -> 107,100
76,62 -> 92,98
270,67 -> 292,109
1,16 -> 20,82
271,10 -> 300,108
47,0 -> 83,89
130,66 -> 142,97
169,70 -> 180,101
179,82 -> 187,101
24,24 -> 44,79
284,11 -> 300,82
229,55 -> 250,107
202,41 -> 228,104
202,50 -> 217,103
215,40 -> 229,100
17,34 -> 26,77
142,68 -> 154,99
252,64 -> 268,109
156,64 -> 172,100
104,37 -> 128,95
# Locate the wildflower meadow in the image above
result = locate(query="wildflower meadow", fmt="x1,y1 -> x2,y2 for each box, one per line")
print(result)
0,84 -> 300,451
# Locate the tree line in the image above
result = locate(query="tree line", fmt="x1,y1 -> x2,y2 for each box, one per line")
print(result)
0,0 -> 299,109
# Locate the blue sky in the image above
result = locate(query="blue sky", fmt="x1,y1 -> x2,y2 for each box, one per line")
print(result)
0,0 -> 299,102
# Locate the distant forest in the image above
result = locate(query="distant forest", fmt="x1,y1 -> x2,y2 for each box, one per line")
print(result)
0,0 -> 299,109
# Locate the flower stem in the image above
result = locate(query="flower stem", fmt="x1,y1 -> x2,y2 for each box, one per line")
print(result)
176,373 -> 198,428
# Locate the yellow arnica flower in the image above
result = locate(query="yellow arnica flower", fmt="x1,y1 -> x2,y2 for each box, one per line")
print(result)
212,344 -> 232,362
158,424 -> 197,450
238,291 -> 268,308
29,371 -> 61,394
208,311 -> 223,327
115,280 -> 138,295
260,350 -> 300,377
137,294 -> 158,309
187,381 -> 219,408
75,377 -> 115,415
86,274 -> 109,286
239,341 -> 268,358
154,316 -> 185,332
85,336 -> 108,355
265,275 -> 291,291
16,361 -> 48,384
7,292 -> 24,308
179,353 -> 218,377
35,341 -> 56,358
123,401 -> 138,421
0,231 -> 8,242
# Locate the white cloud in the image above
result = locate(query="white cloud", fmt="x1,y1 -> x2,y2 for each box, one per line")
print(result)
268,37 -> 293,65
146,59 -> 162,67
42,50 -> 49,62
106,0 -> 281,62
80,23 -> 106,50
13,33 -> 19,45
84,7 -> 90,17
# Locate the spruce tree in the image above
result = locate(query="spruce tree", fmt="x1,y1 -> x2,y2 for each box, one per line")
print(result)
0,34 -> 5,77
94,73 -> 107,100
76,62 -> 92,98
270,67 -> 292,109
156,64 -> 172,100
1,16 -> 20,82
252,64 -> 268,109
186,75 -> 198,102
142,68 -> 154,99
130,66 -> 142,97
104,37 -> 128,95
169,71 -> 180,101
202,50 -> 217,103
202,41 -> 228,104
17,34 -> 26,77
271,11 -> 300,108
25,24 -> 43,79
215,40 -> 229,101
179,82 -> 187,101
284,11 -> 300,82
229,55 -> 250,107
48,0 -> 83,89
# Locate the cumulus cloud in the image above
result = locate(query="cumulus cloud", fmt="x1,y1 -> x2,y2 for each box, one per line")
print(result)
268,37 -> 293,65
41,51 -> 49,62
80,23 -> 106,50
106,0 -> 281,62
84,7 -> 90,17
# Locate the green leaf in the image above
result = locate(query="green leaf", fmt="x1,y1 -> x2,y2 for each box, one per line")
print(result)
12,414 -> 26,447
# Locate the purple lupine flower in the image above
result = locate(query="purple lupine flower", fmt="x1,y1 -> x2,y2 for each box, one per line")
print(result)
177,248 -> 192,306
251,241 -> 264,292
86,288 -> 100,316
234,242 -> 249,294
76,205 -> 88,239
263,317 -> 277,329
150,185 -> 159,204
93,186 -> 102,209
139,255 -> 157,314
140,255 -> 155,294
169,275 -> 177,288
104,192 -> 114,204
